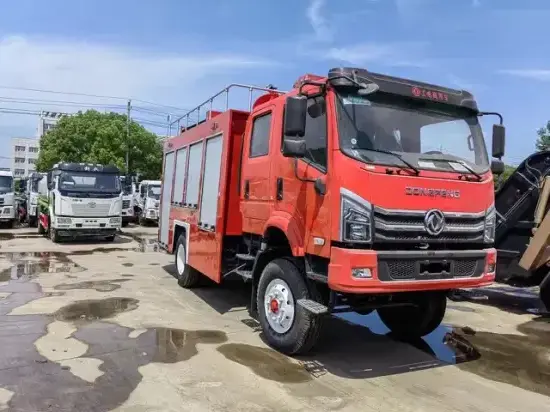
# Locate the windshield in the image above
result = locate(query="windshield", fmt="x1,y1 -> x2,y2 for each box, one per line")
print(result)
147,185 -> 161,200
335,91 -> 489,172
0,176 -> 13,193
31,178 -> 41,192
59,172 -> 121,192
122,184 -> 133,195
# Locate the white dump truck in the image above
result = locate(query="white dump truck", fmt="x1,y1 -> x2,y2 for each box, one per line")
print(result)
135,180 -> 161,225
120,176 -> 136,227
0,171 -> 17,228
37,162 -> 123,242
26,172 -> 47,227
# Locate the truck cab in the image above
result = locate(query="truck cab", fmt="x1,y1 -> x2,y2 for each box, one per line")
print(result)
120,176 -> 136,227
135,180 -> 161,225
26,172 -> 46,227
38,162 -> 122,242
0,171 -> 16,228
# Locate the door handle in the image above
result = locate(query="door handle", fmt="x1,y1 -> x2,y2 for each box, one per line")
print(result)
244,180 -> 250,199
276,177 -> 283,200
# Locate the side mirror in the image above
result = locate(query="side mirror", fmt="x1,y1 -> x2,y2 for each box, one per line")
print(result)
46,172 -> 53,190
283,96 -> 307,137
491,159 -> 505,175
282,139 -> 306,158
491,124 -> 505,159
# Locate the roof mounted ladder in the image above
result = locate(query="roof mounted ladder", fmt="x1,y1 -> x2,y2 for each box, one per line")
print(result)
169,83 -> 286,133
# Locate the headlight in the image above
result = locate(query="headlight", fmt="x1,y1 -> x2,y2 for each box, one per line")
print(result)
110,217 -> 121,224
484,205 -> 496,243
340,188 -> 372,243
57,217 -> 72,224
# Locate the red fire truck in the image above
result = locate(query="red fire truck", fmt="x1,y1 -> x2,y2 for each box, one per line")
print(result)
158,67 -> 505,355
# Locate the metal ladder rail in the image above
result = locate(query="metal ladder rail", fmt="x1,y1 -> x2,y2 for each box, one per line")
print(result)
170,83 -> 287,132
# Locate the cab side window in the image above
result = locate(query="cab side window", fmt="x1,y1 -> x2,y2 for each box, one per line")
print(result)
249,113 -> 272,158
303,97 -> 328,170
283,97 -> 328,171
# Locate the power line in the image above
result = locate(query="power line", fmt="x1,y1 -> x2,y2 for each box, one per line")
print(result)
0,85 -> 189,112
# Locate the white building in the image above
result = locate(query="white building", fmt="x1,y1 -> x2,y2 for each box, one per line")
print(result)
11,137 -> 40,177
38,111 -> 66,137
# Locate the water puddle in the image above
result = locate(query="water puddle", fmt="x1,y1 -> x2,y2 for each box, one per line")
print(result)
0,252 -> 85,281
53,297 -> 139,323
0,233 -> 42,241
217,343 -> 312,383
153,328 -> 227,363
122,263 -> 134,267
54,279 -> 131,292
452,318 -> 550,397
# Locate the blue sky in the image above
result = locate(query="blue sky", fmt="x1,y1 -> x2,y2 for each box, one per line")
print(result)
0,0 -> 549,169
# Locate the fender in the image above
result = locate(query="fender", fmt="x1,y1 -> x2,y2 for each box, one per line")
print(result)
263,211 -> 305,256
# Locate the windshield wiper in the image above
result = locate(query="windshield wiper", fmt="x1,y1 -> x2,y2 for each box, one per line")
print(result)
364,148 -> 420,175
450,161 -> 483,181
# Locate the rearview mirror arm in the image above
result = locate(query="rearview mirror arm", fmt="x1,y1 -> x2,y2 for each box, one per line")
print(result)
478,111 -> 503,125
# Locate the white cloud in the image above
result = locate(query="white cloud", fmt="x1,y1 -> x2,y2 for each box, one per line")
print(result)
325,41 -> 430,68
306,0 -> 332,42
0,35 -> 275,153
498,69 -> 550,81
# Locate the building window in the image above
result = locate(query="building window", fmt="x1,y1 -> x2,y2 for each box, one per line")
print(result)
28,158 -> 37,164
15,145 -> 26,152
14,157 -> 25,164
14,169 -> 25,176
28,147 -> 39,153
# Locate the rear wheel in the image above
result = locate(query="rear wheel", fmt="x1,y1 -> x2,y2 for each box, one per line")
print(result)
256,258 -> 323,355
175,234 -> 199,288
377,292 -> 447,339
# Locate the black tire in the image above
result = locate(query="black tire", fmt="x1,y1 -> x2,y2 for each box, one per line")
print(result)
540,272 -> 550,311
29,217 -> 37,228
174,234 -> 199,288
377,292 -> 447,340
105,235 -> 116,242
49,227 -> 60,243
122,221 -> 129,227
256,258 -> 323,355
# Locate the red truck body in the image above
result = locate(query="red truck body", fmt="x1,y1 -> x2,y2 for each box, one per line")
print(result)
158,68 -> 504,354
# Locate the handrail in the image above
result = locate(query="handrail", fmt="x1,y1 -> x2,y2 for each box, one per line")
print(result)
169,83 -> 286,131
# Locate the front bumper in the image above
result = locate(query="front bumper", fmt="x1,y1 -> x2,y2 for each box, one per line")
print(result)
144,208 -> 159,221
328,247 -> 496,294
54,216 -> 121,231
122,208 -> 134,221
0,206 -> 15,220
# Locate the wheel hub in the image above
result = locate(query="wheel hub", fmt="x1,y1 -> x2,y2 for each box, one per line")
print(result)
264,278 -> 295,334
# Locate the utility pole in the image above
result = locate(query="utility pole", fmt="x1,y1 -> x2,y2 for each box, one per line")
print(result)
126,99 -> 131,175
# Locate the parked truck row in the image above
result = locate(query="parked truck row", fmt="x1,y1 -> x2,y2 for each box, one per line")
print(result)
157,67 -> 507,355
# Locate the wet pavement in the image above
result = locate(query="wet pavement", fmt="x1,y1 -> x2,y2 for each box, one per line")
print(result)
0,225 -> 548,411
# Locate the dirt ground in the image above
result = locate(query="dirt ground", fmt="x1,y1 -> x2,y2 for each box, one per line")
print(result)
0,225 -> 548,412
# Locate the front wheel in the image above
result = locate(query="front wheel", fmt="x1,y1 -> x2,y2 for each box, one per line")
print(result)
49,227 -> 60,243
377,292 -> 447,340
105,235 -> 116,242
256,258 -> 323,355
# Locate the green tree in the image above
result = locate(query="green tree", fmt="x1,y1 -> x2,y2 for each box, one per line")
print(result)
494,164 -> 516,191
536,120 -> 550,151
36,110 -> 162,179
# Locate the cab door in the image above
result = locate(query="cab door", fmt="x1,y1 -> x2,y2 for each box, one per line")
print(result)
273,94 -> 332,258
240,107 -> 275,235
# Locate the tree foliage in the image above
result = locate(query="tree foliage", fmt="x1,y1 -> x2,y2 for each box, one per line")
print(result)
36,110 -> 162,179
494,164 -> 516,192
536,120 -> 550,151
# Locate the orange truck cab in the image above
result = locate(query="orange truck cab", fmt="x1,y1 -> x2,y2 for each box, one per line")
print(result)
158,67 -> 506,355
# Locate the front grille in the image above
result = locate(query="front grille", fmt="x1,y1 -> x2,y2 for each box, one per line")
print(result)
71,203 -> 111,217
122,200 -> 130,209
379,257 -> 484,281
374,206 -> 486,243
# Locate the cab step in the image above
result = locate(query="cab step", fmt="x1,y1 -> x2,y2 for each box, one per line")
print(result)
236,253 -> 256,262
297,299 -> 328,315
235,269 -> 253,281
